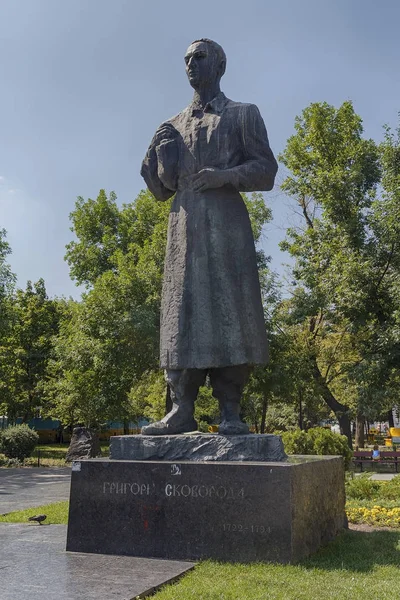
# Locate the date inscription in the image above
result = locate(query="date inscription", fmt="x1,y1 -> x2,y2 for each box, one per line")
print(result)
222,523 -> 271,534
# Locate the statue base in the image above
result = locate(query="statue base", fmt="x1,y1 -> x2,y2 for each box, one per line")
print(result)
66,456 -> 346,563
110,433 -> 287,462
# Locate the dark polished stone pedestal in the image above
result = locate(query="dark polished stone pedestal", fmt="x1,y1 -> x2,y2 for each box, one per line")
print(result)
66,456 -> 345,563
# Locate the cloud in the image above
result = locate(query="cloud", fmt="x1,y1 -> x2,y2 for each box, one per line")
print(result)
0,176 -> 5,183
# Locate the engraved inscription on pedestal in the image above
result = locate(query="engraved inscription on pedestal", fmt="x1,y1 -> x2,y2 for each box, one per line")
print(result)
66,457 -> 346,563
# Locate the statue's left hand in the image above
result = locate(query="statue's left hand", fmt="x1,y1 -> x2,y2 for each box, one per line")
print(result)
191,168 -> 227,192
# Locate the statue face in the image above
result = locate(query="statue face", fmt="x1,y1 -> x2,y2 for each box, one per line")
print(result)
184,41 -> 222,90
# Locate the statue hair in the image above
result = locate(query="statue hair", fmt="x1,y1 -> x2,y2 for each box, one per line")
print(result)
190,38 -> 227,75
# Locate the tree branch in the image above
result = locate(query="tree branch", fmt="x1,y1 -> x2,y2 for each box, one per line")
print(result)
300,196 -> 314,229
324,330 -> 347,382
375,242 -> 396,291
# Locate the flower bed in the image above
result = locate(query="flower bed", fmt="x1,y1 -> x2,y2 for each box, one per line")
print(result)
345,474 -> 400,527
346,501 -> 400,527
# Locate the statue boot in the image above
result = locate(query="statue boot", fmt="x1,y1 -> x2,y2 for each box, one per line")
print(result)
210,365 -> 250,435
218,399 -> 249,435
141,369 -> 205,435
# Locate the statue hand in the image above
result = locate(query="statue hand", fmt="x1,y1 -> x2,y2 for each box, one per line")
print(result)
191,168 -> 227,192
155,123 -> 179,145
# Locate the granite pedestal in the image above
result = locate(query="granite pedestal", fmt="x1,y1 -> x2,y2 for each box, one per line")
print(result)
66,455 -> 346,563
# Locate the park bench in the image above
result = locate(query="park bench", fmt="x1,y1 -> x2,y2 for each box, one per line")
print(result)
352,450 -> 399,472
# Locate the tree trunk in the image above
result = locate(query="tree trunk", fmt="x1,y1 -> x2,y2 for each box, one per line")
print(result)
311,357 -> 353,448
355,414 -> 365,448
165,383 -> 172,415
260,397 -> 268,434
298,388 -> 303,430
337,413 -> 352,448
123,419 -> 129,435
388,409 -> 394,428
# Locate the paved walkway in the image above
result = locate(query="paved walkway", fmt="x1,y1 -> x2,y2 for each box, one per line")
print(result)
354,472 -> 397,481
0,467 -> 71,514
369,473 -> 397,481
0,523 -> 194,600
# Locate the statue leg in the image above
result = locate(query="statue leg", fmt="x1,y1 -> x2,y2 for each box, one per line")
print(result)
141,369 -> 206,435
210,365 -> 251,435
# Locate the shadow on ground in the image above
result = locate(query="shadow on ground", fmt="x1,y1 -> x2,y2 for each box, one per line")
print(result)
302,528 -> 400,573
0,468 -> 71,514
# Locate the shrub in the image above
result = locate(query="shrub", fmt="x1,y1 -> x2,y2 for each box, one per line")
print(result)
0,424 -> 39,461
280,429 -> 313,454
378,474 -> 400,500
281,427 -> 352,468
345,474 -> 380,500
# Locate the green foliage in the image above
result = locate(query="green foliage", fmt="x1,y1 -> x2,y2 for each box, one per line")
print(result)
281,428 -> 313,454
64,190 -> 121,287
46,189 -> 171,426
0,229 -> 16,416
262,403 -> 301,433
128,371 -> 166,423
376,474 -> 400,501
280,101 -> 380,243
0,424 -> 38,460
0,456 -> 24,467
345,474 -> 400,502
278,102 -> 400,442
194,384 -> 219,425
345,473 -> 381,500
64,188 -> 171,289
281,427 -> 352,467
129,371 -> 219,426
0,279 -> 61,421
242,192 -> 272,244
0,228 -> 15,302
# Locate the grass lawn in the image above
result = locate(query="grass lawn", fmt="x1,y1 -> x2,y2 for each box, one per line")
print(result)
151,532 -> 400,600
0,500 -> 69,524
6,442 -> 111,467
1,500 -> 400,599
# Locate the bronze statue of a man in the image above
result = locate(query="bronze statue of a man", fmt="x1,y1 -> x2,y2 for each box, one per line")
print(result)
140,38 -> 278,435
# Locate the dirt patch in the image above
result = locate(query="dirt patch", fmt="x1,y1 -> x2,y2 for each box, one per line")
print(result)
348,522 -> 398,532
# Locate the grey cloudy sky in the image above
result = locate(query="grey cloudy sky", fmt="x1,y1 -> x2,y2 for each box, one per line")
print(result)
1,0 -> 399,298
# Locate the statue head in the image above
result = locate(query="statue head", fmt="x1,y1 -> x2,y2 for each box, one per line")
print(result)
184,38 -> 226,91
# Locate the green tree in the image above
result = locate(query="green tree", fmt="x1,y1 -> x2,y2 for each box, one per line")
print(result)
279,101 -> 400,447
244,295 -> 331,434
45,190 -> 171,427
44,299 -> 114,427
0,228 -> 15,308
1,279 -> 60,421
0,229 -> 16,417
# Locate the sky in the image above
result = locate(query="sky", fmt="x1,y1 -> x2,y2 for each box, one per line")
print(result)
1,0 -> 399,299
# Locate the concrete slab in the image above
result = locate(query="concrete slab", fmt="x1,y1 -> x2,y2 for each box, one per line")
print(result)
0,467 -> 71,514
369,473 -> 397,481
0,523 -> 194,600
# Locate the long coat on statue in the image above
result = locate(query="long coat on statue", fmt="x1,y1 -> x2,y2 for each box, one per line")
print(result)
141,92 -> 278,370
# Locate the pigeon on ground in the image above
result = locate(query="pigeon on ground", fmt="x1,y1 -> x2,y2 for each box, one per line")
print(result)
28,514 -> 47,525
